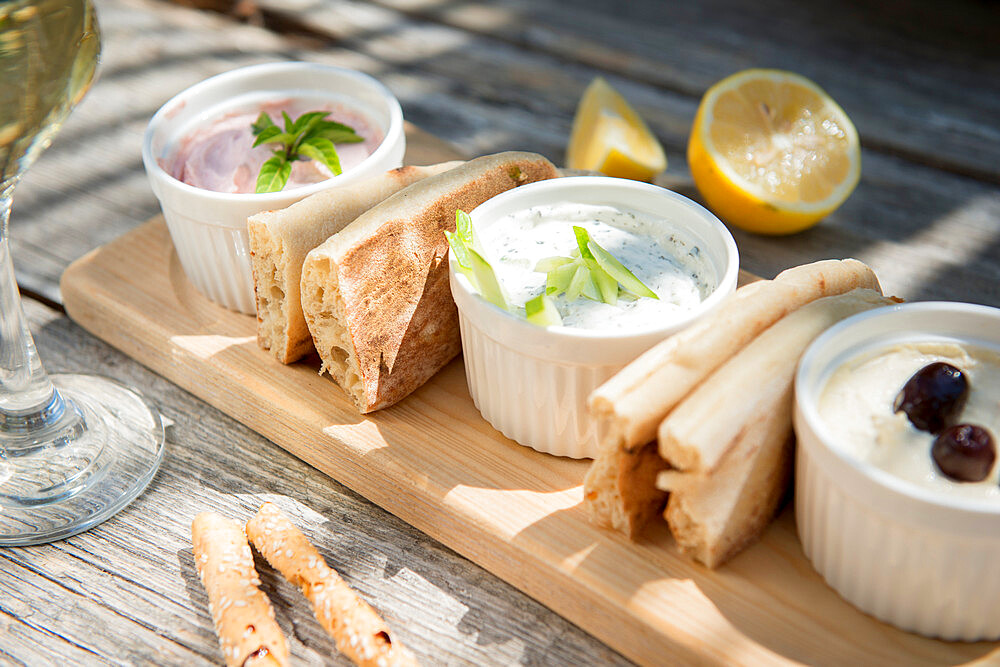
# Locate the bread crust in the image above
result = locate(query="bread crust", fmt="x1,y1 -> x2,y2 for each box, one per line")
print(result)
301,152 -> 560,412
656,289 -> 898,567
249,162 -> 462,364
582,259 -> 882,538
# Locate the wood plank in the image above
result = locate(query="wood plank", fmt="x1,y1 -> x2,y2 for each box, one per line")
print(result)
363,0 -> 1000,183
60,217 -> 1000,665
13,0 -> 1000,317
5,295 -> 630,666
0,553 -> 210,664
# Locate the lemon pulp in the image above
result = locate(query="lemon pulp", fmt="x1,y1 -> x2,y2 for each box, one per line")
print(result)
567,77 -> 666,182
688,69 -> 860,235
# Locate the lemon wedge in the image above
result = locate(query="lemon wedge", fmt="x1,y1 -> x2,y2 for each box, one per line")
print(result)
567,77 -> 667,182
688,69 -> 860,235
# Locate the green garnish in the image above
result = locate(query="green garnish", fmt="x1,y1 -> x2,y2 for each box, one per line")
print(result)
251,110 -> 364,194
468,248 -> 509,311
525,294 -> 562,326
534,226 -> 658,305
446,210 -> 509,311
583,227 -> 658,300
445,213 -> 658,328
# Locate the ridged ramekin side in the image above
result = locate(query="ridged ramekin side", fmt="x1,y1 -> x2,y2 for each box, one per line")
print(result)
459,312 -> 617,458
796,444 -> 1000,641
163,211 -> 255,314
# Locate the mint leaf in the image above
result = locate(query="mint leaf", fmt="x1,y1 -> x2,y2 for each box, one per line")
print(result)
251,125 -> 287,148
250,109 -> 364,194
251,111 -> 276,135
298,136 -> 343,176
256,155 -> 292,194
315,120 -> 364,144
290,111 -> 329,135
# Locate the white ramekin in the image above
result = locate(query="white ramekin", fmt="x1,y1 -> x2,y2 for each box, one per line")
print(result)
449,177 -> 739,458
794,301 -> 1000,641
142,62 -> 405,314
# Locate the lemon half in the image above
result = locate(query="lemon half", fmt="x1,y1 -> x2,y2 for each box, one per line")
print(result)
567,77 -> 667,182
688,69 -> 861,235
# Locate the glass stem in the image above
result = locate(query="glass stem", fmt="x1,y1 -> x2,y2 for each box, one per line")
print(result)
0,191 -> 65,437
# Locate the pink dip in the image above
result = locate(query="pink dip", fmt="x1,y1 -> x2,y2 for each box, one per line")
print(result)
163,100 -> 383,194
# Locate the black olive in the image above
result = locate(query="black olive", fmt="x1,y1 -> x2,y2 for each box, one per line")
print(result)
893,362 -> 968,434
931,424 -> 996,483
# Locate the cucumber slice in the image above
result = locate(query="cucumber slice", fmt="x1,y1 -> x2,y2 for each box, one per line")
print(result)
444,229 -> 472,270
455,209 -> 475,245
592,263 -> 619,304
581,269 -> 602,302
566,263 -> 590,302
572,226 -> 597,262
525,294 -> 563,326
534,256 -> 574,273
546,260 -> 579,295
467,247 -> 509,311
571,226 -> 620,304
588,238 -> 658,299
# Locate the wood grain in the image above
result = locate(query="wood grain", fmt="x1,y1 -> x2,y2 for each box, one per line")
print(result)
6,296 -> 628,667
7,0 -> 999,663
0,124 -> 630,667
61,213 -> 999,664
12,0 -> 1000,315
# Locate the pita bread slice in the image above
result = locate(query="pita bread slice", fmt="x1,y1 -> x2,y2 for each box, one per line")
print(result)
249,162 -> 462,364
582,259 -> 881,538
656,289 -> 898,567
300,152 -> 560,413
657,386 -> 794,569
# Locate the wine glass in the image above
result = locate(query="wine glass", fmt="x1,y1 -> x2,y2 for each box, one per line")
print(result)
0,0 -> 164,545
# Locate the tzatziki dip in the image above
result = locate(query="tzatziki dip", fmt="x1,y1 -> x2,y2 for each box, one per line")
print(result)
480,202 -> 715,330
818,342 -> 1000,500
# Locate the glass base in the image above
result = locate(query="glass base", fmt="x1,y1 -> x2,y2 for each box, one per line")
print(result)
0,374 -> 165,546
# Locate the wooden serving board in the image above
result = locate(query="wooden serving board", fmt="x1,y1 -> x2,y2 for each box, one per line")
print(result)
62,126 -> 997,666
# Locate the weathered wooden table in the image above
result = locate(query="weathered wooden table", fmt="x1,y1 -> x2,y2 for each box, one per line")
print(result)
4,0 -> 999,664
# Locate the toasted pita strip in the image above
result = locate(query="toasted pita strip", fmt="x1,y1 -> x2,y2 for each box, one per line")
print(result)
191,512 -> 289,667
590,259 -> 881,448
657,385 -> 794,568
582,259 -> 881,537
582,441 -> 669,539
249,162 -> 463,364
300,151 -> 560,413
246,503 -> 418,667
656,289 -> 899,567
660,289 -> 898,472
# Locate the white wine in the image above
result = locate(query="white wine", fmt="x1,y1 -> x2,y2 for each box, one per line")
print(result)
0,0 -> 100,191
0,0 -> 164,549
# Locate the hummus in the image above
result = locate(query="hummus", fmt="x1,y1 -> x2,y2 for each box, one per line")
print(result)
481,201 -> 715,330
163,97 -> 383,194
818,341 -> 1000,500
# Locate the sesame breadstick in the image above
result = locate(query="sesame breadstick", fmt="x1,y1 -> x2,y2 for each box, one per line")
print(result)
246,503 -> 418,667
191,512 -> 289,667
